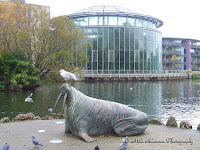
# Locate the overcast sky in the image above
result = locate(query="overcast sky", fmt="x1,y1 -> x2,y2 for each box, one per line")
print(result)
26,0 -> 200,41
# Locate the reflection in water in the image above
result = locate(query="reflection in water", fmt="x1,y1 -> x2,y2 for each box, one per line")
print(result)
0,80 -> 200,129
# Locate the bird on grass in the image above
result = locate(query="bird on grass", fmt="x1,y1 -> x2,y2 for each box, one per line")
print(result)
32,136 -> 43,148
59,69 -> 78,84
120,136 -> 129,150
94,145 -> 100,150
3,143 -> 10,150
25,93 -> 33,102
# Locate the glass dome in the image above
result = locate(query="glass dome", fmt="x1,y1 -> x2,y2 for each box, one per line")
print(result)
66,5 -> 163,74
77,5 -> 132,14
67,5 -> 163,28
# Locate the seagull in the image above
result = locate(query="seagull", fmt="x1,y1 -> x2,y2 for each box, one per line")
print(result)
25,93 -> 33,102
59,69 -> 78,83
3,143 -> 10,150
32,136 -> 43,147
120,136 -> 129,150
94,145 -> 100,150
48,106 -> 53,113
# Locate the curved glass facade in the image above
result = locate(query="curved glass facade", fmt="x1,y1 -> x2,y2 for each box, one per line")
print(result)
67,6 -> 163,73
74,16 -> 158,29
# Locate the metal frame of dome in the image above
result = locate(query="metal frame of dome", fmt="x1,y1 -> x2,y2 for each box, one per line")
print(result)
67,5 -> 163,28
77,5 -> 132,13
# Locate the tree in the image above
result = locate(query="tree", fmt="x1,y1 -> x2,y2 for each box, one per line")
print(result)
193,59 -> 197,70
0,1 -> 88,78
0,1 -> 31,52
34,16 -> 88,77
170,55 -> 180,69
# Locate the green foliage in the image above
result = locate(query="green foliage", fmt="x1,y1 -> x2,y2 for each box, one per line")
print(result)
192,75 -> 200,79
0,81 -> 7,89
34,16 -> 88,76
0,51 -> 41,90
0,2 -> 88,83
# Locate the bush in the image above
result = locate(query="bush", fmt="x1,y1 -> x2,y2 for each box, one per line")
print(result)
0,51 -> 41,90
192,75 -> 200,79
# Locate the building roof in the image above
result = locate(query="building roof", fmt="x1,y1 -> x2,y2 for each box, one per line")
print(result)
163,37 -> 200,43
67,5 -> 163,28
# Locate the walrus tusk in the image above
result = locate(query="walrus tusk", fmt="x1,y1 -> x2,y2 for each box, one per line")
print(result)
53,93 -> 62,112
62,93 -> 67,114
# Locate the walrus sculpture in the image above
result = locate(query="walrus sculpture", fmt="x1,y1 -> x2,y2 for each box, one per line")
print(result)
55,83 -> 149,142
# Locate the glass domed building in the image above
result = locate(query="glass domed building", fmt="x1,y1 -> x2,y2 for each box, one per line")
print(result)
67,5 -> 163,74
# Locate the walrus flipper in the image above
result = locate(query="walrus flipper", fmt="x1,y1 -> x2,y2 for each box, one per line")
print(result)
112,114 -> 149,136
79,132 -> 97,143
78,118 -> 97,143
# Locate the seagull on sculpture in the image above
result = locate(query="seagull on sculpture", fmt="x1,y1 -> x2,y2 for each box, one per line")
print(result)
59,69 -> 78,83
32,136 -> 43,148
3,143 -> 10,150
25,93 -> 33,102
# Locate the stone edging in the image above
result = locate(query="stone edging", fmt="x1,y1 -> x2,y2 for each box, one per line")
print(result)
0,113 -> 64,123
150,116 -> 200,131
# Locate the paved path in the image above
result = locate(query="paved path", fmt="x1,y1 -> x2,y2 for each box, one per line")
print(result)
0,119 -> 200,150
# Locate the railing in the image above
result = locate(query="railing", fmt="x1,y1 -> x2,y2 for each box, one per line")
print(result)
191,53 -> 200,57
163,43 -> 184,47
81,70 -> 187,77
163,51 -> 183,55
165,59 -> 182,64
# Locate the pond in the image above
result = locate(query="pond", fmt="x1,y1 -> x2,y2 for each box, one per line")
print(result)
0,79 -> 200,129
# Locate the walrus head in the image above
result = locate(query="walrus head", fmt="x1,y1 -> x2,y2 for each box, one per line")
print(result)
60,83 -> 72,95
53,83 -> 72,113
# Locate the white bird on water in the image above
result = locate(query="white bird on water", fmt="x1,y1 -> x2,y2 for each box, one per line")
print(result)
48,106 -> 53,113
59,69 -> 78,83
25,93 -> 33,102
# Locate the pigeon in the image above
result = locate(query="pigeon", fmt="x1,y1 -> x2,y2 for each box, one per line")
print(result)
3,143 -> 10,150
48,106 -> 53,112
59,69 -> 78,83
32,136 -> 43,147
94,145 -> 100,150
25,93 -> 33,102
120,136 -> 129,149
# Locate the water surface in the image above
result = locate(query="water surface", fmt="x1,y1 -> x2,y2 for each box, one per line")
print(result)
0,79 -> 200,129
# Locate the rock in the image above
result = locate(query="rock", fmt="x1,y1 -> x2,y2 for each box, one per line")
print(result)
25,113 -> 35,119
197,123 -> 200,131
180,121 -> 192,129
42,115 -> 54,120
13,113 -> 35,121
149,118 -> 165,125
35,116 -> 41,120
56,114 -> 64,119
166,116 -> 178,127
0,117 -> 10,123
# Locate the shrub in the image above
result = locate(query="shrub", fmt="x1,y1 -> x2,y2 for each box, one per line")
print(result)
192,75 -> 200,79
0,51 -> 41,90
